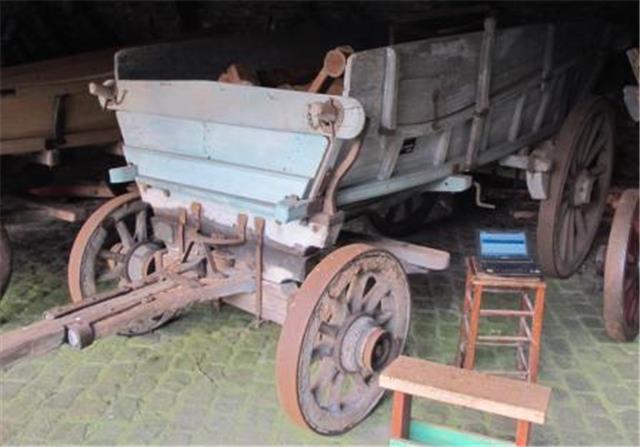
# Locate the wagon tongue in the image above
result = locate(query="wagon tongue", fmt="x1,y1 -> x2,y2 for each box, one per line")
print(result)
0,268 -> 255,369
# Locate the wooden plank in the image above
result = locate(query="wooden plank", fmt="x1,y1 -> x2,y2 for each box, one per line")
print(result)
342,231 -> 450,271
117,112 -> 327,178
0,280 -> 177,368
124,145 -> 312,205
464,17 -> 496,169
223,281 -> 292,325
0,321 -> 67,368
1,49 -> 114,87
91,274 -> 255,339
1,129 -> 120,155
9,196 -> 87,222
381,47 -> 400,131
379,356 -> 551,424
0,273 -> 256,368
110,80 -> 365,139
1,86 -> 116,141
28,183 -> 116,199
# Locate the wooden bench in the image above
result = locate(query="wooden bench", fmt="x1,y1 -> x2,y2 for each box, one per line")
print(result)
379,356 -> 552,446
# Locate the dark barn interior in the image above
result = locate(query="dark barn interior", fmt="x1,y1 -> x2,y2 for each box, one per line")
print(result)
0,2 -> 638,446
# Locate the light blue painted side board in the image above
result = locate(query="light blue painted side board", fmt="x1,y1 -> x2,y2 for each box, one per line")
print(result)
124,145 -> 312,205
118,112 -> 328,178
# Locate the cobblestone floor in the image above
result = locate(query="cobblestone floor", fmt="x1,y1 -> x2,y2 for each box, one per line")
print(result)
0,200 -> 637,446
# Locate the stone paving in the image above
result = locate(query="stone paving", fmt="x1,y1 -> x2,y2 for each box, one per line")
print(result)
0,201 -> 638,446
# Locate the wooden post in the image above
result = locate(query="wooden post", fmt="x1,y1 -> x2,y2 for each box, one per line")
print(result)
390,391 -> 412,438
527,284 -> 546,382
516,292 -> 527,373
456,266 -> 473,367
515,419 -> 531,446
463,283 -> 484,369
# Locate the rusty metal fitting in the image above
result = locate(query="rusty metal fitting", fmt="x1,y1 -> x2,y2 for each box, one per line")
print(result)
66,320 -> 95,349
308,99 -> 343,134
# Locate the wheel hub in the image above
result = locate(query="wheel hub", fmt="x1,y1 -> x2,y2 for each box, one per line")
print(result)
337,313 -> 391,374
125,242 -> 161,281
573,169 -> 595,206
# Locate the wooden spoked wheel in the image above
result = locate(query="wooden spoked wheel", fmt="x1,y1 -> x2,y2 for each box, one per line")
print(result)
68,192 -> 171,335
276,244 -> 410,435
369,193 -> 436,237
604,189 -> 639,342
0,223 -> 12,299
537,97 -> 615,278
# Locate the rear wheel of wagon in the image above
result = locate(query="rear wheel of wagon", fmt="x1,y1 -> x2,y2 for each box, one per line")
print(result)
603,189 -> 639,342
68,192 -> 175,335
276,244 -> 410,435
0,224 -> 12,298
537,97 -> 615,278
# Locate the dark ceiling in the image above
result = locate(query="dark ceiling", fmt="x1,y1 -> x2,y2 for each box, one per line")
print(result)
1,1 -> 638,68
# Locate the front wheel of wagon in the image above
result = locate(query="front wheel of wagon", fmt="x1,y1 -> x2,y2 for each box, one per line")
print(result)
68,192 -> 176,335
537,97 -> 615,278
276,244 -> 411,435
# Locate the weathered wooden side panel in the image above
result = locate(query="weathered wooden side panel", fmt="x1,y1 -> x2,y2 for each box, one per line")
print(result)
338,21 -> 607,204
0,50 -> 119,155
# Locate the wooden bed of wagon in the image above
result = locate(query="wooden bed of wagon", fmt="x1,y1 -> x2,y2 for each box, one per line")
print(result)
0,18 -> 618,435
0,49 -> 120,156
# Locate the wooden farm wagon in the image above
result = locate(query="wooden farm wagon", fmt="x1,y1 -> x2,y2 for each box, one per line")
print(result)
0,18 -> 619,434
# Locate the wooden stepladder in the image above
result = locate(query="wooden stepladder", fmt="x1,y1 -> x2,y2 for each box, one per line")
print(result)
379,356 -> 552,446
457,257 -> 547,382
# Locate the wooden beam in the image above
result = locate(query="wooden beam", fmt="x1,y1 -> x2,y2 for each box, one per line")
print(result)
0,273 -> 255,368
342,231 -> 450,271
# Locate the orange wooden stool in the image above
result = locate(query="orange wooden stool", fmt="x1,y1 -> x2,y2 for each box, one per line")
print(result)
457,257 -> 547,382
456,258 -> 547,443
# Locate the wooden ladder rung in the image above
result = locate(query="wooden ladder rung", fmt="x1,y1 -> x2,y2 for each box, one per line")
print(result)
480,309 -> 533,317
477,335 -> 529,343
477,341 -> 522,347
480,369 -> 529,379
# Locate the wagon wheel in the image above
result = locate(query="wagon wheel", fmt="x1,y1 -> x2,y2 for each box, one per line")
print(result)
603,189 -> 639,342
276,244 -> 410,435
369,193 -> 436,237
537,97 -> 615,277
0,223 -> 12,299
68,192 -> 175,335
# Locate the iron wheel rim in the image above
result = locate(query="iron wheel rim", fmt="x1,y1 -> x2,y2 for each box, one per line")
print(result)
538,97 -> 615,278
68,192 -> 158,302
604,189 -> 639,341
276,244 -> 410,435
